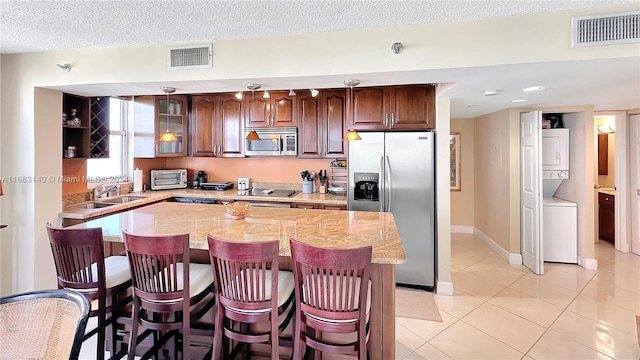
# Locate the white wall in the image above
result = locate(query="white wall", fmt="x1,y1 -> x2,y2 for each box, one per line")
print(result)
1,5 -> 638,294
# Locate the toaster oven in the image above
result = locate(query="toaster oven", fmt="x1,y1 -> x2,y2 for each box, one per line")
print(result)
150,169 -> 188,190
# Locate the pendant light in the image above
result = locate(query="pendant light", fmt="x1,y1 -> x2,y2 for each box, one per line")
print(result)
245,83 -> 261,141
343,79 -> 362,141
159,86 -> 178,142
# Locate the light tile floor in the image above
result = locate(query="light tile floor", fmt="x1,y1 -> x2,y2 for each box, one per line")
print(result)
79,233 -> 640,359
396,233 -> 640,360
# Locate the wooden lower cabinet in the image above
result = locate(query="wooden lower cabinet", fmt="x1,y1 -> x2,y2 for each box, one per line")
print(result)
292,203 -> 347,210
598,193 -> 615,242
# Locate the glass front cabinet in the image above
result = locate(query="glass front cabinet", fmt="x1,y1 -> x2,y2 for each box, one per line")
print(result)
134,95 -> 188,157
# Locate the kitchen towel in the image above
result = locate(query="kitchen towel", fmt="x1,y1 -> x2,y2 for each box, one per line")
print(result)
133,168 -> 143,193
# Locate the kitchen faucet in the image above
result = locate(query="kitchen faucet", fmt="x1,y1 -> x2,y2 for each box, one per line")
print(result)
94,183 -> 120,200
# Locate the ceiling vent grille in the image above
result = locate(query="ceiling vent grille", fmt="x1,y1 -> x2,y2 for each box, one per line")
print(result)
572,11 -> 639,47
168,44 -> 212,70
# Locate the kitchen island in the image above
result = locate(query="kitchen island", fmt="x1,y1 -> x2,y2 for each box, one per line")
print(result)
68,201 -> 406,359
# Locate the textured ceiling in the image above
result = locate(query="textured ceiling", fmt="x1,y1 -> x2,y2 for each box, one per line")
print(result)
1,0 -> 638,118
0,0 -> 635,54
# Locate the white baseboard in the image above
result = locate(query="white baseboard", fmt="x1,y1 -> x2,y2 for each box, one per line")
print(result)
578,256 -> 598,270
509,253 -> 523,265
451,225 -> 474,234
436,281 -> 454,295
473,228 -> 522,265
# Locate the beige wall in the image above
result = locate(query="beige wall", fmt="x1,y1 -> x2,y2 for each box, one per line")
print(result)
473,109 -> 521,253
1,4 -> 638,295
450,118 -> 474,228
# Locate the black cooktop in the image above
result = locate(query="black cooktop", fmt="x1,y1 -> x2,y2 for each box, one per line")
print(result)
237,188 -> 299,198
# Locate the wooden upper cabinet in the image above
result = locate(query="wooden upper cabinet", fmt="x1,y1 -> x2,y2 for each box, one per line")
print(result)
323,90 -> 347,158
245,91 -> 296,128
298,89 -> 347,159
191,95 -> 215,156
298,92 -> 322,158
216,94 -> 243,157
133,94 -> 188,158
350,87 -> 389,130
348,84 -> 435,130
389,85 -> 435,130
191,93 -> 244,157
271,91 -> 296,127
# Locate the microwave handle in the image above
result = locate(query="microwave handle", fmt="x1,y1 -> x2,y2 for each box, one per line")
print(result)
280,136 -> 284,153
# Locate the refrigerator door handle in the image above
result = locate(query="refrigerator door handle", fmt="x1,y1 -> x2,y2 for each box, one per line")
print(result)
385,155 -> 392,212
379,156 -> 385,212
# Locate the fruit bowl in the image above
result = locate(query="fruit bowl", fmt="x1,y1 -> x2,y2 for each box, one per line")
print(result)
225,202 -> 251,219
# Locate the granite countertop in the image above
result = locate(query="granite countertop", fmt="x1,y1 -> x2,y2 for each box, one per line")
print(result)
59,188 -> 347,220
67,202 -> 406,265
598,188 -> 615,196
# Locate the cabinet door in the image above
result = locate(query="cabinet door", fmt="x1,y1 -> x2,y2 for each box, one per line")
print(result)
157,95 -> 188,156
389,85 -> 435,130
350,87 -> 389,130
133,96 -> 157,158
321,204 -> 347,210
292,203 -> 319,209
191,96 -> 215,156
271,91 -> 297,127
217,94 -> 244,157
598,193 -> 615,241
323,90 -> 347,158
245,96 -> 270,128
298,92 -> 322,158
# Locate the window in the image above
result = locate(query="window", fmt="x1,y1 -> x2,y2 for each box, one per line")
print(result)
87,98 -> 129,182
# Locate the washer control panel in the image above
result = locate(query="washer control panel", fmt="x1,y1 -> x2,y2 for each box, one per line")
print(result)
542,170 -> 569,180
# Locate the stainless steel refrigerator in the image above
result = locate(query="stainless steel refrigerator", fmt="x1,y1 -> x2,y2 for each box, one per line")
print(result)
348,132 -> 435,289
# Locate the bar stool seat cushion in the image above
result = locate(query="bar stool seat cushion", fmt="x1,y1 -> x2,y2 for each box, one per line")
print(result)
93,256 -> 131,289
143,263 -> 214,303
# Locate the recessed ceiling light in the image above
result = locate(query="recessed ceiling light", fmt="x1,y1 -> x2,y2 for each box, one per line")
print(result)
522,86 -> 546,93
483,90 -> 500,96
467,104 -> 479,108
511,99 -> 529,103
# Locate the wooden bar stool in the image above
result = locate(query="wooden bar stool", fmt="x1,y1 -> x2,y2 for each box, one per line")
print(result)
47,224 -> 132,360
123,230 -> 215,360
289,238 -> 372,360
207,235 -> 295,359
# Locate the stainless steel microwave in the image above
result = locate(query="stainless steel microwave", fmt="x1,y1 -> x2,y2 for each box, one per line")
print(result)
150,169 -> 187,190
244,127 -> 297,157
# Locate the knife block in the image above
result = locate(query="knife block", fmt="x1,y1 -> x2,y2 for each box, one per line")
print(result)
319,184 -> 326,194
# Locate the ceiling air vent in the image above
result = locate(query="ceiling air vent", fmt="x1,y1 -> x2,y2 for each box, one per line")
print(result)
572,11 -> 639,47
168,44 -> 212,70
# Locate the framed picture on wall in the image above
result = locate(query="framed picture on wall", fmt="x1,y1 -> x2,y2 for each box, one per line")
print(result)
450,132 -> 461,191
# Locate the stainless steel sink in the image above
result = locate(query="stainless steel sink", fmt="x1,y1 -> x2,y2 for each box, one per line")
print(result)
100,195 -> 147,204
69,201 -> 117,209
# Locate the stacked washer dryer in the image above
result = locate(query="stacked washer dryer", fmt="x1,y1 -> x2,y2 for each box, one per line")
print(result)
542,128 -> 578,263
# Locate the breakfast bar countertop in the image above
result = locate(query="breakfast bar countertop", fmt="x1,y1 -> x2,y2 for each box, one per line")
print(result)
68,201 -> 407,265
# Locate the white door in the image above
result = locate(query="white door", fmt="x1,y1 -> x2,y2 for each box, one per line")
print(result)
521,112 -> 544,274
630,114 -> 640,255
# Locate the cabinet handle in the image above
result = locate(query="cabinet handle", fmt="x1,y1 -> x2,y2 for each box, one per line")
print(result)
393,113 -> 398,126
219,144 -> 223,155
384,113 -> 389,128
